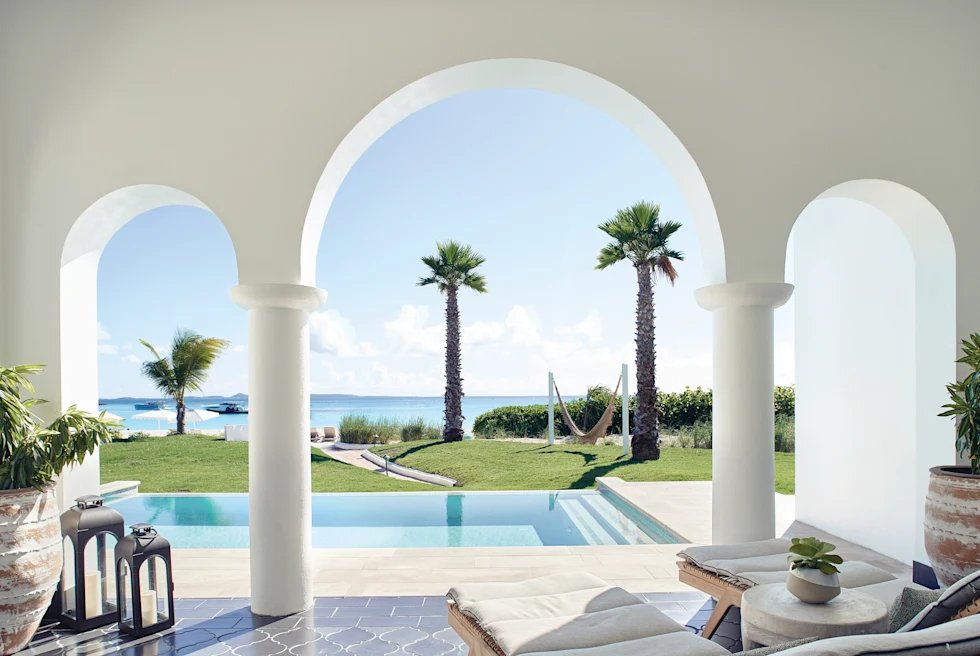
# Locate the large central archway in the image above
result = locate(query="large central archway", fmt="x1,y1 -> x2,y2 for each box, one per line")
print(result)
300,58 -> 726,287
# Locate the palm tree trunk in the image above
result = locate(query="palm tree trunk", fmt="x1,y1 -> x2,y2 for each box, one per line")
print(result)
443,286 -> 464,442
632,262 -> 660,460
176,400 -> 186,435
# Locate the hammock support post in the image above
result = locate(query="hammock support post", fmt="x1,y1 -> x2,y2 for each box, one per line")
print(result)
547,372 -> 555,446
622,363 -> 629,457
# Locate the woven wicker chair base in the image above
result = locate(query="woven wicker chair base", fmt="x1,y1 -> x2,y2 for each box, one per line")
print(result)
677,560 -> 749,639
447,600 -> 507,656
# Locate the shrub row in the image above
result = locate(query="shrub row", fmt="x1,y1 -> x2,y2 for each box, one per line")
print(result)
472,385 -> 795,438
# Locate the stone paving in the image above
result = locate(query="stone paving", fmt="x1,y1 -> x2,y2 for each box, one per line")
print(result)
19,593 -> 745,655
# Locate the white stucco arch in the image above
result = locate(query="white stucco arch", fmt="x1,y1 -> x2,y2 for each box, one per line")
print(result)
790,179 -> 956,565
57,184 -> 234,508
299,58 -> 725,287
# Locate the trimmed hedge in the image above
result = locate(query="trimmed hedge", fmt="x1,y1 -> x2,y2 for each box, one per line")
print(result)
472,385 -> 796,438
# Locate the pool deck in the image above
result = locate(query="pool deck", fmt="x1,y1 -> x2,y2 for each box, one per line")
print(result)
169,479 -> 910,598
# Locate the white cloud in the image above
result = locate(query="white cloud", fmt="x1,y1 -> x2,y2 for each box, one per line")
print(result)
98,344 -> 118,356
462,320 -> 506,345
310,310 -> 379,357
384,305 -> 444,356
121,354 -> 142,364
97,322 -> 111,341
368,362 -> 442,395
505,305 -> 541,346
232,343 -> 247,354
556,310 -> 603,343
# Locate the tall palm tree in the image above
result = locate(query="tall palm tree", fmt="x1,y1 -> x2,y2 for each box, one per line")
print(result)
596,201 -> 683,461
418,241 -> 488,442
140,329 -> 230,434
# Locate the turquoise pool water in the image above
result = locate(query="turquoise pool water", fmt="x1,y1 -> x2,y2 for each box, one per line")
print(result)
108,491 -> 683,548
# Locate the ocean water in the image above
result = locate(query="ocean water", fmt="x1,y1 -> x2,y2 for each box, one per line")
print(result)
107,491 -> 682,548
98,395 -> 569,432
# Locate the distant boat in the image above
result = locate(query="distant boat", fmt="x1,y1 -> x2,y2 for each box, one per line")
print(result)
134,400 -> 171,410
205,402 -> 248,414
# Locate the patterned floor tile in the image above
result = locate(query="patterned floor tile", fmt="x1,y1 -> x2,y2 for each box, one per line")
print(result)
18,593 -> 744,656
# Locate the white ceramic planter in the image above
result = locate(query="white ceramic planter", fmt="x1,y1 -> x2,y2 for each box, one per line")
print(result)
786,567 -> 841,604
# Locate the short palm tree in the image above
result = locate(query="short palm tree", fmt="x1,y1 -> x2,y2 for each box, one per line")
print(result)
140,329 -> 230,434
596,201 -> 683,461
418,241 -> 488,442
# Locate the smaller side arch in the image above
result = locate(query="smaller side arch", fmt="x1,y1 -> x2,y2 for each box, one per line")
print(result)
790,179 -> 956,566
57,184 -> 235,507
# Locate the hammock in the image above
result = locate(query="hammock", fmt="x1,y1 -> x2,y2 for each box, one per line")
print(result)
553,375 -> 622,445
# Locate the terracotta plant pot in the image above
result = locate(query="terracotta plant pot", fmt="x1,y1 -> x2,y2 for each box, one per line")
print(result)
0,486 -> 63,655
924,466 -> 980,587
786,566 -> 841,604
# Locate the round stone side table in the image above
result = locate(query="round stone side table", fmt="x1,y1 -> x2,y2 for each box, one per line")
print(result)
741,583 -> 888,649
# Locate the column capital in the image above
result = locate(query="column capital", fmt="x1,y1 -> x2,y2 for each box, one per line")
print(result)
230,283 -> 327,312
694,282 -> 793,311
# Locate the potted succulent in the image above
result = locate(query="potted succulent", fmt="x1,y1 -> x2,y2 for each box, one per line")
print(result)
786,537 -> 843,604
926,334 -> 980,587
0,364 -> 119,655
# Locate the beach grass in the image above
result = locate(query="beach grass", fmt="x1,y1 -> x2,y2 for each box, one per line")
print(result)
371,440 -> 797,494
101,433 -> 431,493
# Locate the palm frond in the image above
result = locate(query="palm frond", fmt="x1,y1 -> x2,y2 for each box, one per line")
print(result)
595,201 -> 684,278
419,240 -> 488,294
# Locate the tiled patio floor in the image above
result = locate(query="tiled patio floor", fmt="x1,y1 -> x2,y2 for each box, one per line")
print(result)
19,593 -> 745,656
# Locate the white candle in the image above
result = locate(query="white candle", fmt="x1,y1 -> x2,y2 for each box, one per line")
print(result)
141,590 -> 157,626
84,571 -> 101,618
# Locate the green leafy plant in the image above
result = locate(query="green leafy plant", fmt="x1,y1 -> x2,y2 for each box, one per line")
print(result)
0,364 -> 121,490
787,537 -> 843,575
939,333 -> 980,475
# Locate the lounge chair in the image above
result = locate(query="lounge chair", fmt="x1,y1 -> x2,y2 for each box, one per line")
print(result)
447,571 -> 980,656
677,538 -> 918,638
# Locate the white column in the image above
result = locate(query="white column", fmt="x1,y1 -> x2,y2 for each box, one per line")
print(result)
622,363 -> 629,457
548,372 -> 554,445
231,283 -> 326,616
695,282 -> 793,545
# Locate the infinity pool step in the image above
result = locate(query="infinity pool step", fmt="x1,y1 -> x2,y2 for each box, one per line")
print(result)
557,499 -> 618,545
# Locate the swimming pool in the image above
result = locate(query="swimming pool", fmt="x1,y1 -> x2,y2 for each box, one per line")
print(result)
108,491 -> 683,548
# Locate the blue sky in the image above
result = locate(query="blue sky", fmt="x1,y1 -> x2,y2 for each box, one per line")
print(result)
97,89 -> 794,398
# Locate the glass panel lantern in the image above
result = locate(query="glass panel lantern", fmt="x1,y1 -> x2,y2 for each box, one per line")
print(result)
55,495 -> 125,630
115,524 -> 175,637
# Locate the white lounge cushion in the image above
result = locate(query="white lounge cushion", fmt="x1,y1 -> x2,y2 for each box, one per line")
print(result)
702,557 -> 896,589
773,613 -> 980,655
522,631 -> 730,656
461,585 -> 642,625
678,538 -> 793,565
447,572 -> 607,610
486,602 -> 685,656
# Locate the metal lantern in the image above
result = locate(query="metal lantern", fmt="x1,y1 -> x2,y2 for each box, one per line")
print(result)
115,523 -> 175,637
55,495 -> 125,630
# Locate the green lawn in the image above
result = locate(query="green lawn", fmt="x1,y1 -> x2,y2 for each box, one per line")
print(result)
101,434 -> 431,493
102,434 -> 795,494
373,440 -> 796,493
